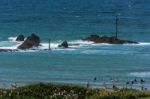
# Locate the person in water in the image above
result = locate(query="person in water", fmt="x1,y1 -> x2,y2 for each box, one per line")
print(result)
140,79 -> 145,84
94,77 -> 97,81
134,78 -> 137,83
86,81 -> 90,88
11,82 -> 17,89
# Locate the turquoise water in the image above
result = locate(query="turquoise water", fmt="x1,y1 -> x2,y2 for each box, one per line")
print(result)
0,0 -> 150,89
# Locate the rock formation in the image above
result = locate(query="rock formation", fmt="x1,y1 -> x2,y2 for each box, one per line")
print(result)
18,33 -> 40,49
16,34 -> 25,41
83,35 -> 138,44
58,41 -> 69,48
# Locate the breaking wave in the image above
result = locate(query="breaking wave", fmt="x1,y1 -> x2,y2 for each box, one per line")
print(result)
124,42 -> 150,46
130,72 -> 150,77
8,37 -> 17,42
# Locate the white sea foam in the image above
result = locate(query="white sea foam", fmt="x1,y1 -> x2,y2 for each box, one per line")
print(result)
23,40 -> 94,51
138,42 -> 150,46
8,37 -> 17,41
69,40 -> 94,45
39,40 -> 91,50
33,41 -> 150,51
130,72 -> 150,77
0,44 -> 21,50
39,42 -> 59,50
69,40 -> 94,47
0,41 -> 21,50
124,42 -> 150,46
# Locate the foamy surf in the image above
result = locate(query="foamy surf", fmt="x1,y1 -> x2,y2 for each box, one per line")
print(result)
124,42 -> 150,46
8,37 -> 17,42
130,72 -> 150,77
0,37 -> 23,50
0,41 -> 21,50
39,42 -> 59,50
138,42 -> 150,46
39,40 -> 94,50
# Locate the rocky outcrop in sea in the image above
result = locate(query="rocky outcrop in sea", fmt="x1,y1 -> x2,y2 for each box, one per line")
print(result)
17,33 -> 40,49
83,35 -> 138,44
16,34 -> 25,41
58,41 -> 69,48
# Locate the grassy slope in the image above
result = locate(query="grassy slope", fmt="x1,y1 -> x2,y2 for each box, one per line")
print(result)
0,83 -> 150,99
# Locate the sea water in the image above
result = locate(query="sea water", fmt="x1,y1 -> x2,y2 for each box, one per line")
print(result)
0,0 -> 150,89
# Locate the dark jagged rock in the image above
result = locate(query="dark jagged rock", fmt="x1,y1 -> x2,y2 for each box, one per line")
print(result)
58,41 -> 68,48
83,35 -> 138,44
16,35 -> 25,41
18,33 -> 40,49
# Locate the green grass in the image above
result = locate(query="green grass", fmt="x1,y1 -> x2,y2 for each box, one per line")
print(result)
0,83 -> 150,99
140,97 -> 150,99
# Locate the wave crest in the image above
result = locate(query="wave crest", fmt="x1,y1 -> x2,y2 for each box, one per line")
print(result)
130,72 -> 150,77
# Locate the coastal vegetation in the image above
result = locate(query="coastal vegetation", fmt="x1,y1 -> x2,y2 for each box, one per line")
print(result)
0,83 -> 150,99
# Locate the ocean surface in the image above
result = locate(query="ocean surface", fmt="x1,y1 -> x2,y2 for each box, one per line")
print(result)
0,0 -> 150,89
